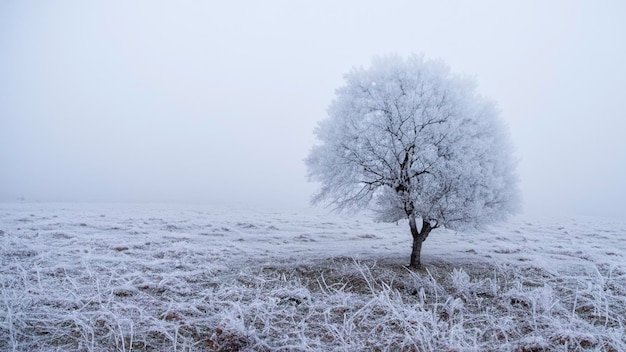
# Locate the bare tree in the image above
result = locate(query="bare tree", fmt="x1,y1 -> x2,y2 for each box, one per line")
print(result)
306,55 -> 519,267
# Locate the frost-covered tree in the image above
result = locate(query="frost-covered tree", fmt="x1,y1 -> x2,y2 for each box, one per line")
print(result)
306,55 -> 519,267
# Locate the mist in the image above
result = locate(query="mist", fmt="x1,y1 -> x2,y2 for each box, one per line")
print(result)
1,1 -> 625,217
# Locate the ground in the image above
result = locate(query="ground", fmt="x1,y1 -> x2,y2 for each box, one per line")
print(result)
1,203 -> 625,351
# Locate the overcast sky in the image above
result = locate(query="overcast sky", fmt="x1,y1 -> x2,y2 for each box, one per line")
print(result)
1,1 -> 625,217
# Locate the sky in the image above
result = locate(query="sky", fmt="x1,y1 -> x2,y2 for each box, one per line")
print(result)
1,1 -> 625,218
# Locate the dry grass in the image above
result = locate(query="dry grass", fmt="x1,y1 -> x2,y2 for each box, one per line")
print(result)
1,254 -> 625,351
1,205 -> 625,351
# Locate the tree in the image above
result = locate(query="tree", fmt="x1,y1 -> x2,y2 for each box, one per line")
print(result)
306,55 -> 519,268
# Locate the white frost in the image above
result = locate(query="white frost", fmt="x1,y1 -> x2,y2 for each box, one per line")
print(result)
0,203 -> 625,351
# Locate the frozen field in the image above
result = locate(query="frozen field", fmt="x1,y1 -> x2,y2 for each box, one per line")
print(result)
1,203 -> 625,351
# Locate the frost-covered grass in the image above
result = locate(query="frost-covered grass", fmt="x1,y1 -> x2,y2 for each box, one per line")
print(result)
1,203 -> 625,351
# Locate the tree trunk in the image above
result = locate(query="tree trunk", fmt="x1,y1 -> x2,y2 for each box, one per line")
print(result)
408,215 -> 432,268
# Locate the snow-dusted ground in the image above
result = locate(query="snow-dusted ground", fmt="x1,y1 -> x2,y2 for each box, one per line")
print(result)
1,203 -> 625,351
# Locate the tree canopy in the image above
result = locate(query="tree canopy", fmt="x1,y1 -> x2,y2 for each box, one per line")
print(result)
306,55 -> 519,266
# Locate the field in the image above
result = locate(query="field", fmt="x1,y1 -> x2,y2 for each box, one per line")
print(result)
1,203 -> 625,351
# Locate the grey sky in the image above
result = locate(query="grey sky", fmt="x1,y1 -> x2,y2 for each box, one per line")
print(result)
1,1 -> 625,217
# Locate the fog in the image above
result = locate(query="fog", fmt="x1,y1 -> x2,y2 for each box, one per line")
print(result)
1,1 -> 625,217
